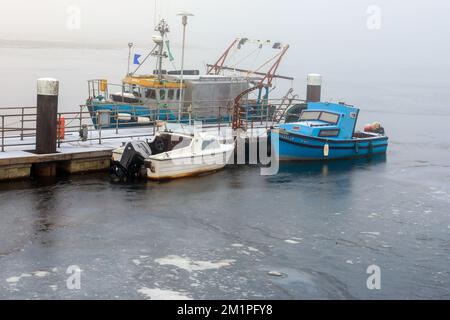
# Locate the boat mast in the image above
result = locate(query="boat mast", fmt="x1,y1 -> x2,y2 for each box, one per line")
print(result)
153,19 -> 169,81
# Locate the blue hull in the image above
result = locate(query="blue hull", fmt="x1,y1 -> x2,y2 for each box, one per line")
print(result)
87,101 -> 271,129
87,102 -> 177,129
271,129 -> 388,161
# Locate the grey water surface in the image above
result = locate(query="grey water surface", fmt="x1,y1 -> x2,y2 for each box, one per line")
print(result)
0,39 -> 450,299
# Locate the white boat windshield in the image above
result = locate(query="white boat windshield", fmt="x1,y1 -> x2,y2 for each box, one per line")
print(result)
161,123 -> 195,136
202,139 -> 220,150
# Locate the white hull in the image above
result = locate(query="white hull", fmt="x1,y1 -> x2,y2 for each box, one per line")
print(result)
146,149 -> 234,180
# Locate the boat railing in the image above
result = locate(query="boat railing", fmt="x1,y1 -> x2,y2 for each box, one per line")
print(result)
0,97 -> 305,152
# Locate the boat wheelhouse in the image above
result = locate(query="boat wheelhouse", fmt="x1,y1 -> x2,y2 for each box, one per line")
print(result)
87,73 -> 251,128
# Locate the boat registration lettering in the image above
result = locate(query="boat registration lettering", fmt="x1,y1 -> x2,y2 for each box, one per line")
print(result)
280,134 -> 295,141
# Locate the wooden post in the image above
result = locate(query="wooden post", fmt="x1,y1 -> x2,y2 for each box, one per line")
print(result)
306,74 -> 322,103
36,78 -> 59,154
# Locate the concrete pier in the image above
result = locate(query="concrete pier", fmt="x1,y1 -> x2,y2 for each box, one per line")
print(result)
0,125 -> 268,182
0,126 -> 153,181
0,148 -> 113,181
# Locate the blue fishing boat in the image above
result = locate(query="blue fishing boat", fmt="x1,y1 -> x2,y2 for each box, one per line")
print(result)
270,102 -> 388,160
85,18 -> 292,129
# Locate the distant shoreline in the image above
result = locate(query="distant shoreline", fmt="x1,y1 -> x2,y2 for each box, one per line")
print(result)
0,38 -> 136,50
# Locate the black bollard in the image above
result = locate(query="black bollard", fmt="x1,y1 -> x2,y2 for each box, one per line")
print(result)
36,78 -> 59,154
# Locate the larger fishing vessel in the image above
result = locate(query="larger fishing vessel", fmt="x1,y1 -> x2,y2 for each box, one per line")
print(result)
86,18 -> 295,129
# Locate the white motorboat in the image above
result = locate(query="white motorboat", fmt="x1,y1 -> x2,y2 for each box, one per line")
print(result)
145,131 -> 234,180
111,124 -> 235,181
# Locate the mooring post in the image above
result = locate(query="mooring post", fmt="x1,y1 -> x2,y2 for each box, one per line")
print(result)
1,115 -> 4,152
306,74 -> 322,102
36,78 -> 59,154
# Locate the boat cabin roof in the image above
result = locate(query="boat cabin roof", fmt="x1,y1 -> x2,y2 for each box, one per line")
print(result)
165,74 -> 255,84
280,102 -> 360,140
123,75 -> 184,89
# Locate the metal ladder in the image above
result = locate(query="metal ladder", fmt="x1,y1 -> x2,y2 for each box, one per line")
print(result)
271,88 -> 297,125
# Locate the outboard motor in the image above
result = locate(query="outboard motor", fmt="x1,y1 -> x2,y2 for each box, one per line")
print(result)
111,141 -> 152,181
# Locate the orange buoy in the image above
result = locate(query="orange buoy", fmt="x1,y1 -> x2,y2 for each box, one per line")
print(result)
364,124 -> 374,132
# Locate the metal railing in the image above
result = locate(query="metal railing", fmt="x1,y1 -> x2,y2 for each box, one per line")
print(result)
0,98 -> 305,152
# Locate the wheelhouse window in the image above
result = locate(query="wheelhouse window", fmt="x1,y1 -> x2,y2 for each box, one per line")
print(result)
319,112 -> 339,124
168,89 -> 175,100
123,84 -> 132,93
300,111 -> 321,121
145,89 -> 156,100
300,111 -> 339,124
318,129 -> 340,137
132,85 -> 141,97
176,89 -> 181,100
159,89 -> 166,101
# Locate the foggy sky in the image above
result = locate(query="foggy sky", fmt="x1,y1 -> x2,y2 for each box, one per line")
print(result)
1,0 -> 449,50
1,0 -> 449,82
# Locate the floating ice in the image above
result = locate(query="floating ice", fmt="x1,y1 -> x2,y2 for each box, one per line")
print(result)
34,271 -> 50,278
155,255 -> 235,273
284,239 -> 300,244
132,259 -> 141,266
360,232 -> 380,236
6,273 -> 31,284
6,276 -> 21,284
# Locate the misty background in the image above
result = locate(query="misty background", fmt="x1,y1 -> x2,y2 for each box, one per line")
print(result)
0,0 -> 449,113
2,1 -> 450,301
